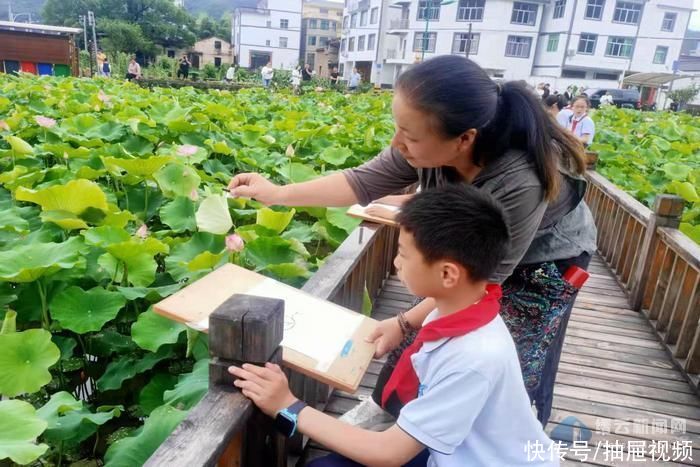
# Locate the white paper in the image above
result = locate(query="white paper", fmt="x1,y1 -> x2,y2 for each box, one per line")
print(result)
246,279 -> 364,366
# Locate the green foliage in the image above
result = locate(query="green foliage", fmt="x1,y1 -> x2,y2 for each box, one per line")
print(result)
0,73 -> 394,464
99,19 -> 157,58
667,85 -> 700,111
591,107 -> 700,243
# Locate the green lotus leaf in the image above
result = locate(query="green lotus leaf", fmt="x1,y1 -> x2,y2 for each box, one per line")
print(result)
187,250 -> 227,274
5,135 -> 33,156
0,208 -> 29,234
662,162 -> 691,181
103,156 -> 173,179
265,262 -> 311,280
281,221 -> 316,242
139,373 -> 178,416
96,346 -> 173,392
0,399 -> 48,465
153,163 -> 201,199
235,224 -> 278,242
83,226 -> 131,248
313,219 -> 347,248
326,207 -> 362,234
276,162 -> 318,183
52,335 -> 76,360
195,194 -> 233,235
37,391 -> 122,446
319,146 -> 352,166
256,207 -> 295,234
0,237 -> 84,283
132,309 -> 186,352
0,328 -> 60,396
162,358 -> 209,410
116,283 -> 182,302
680,222 -> 700,244
159,197 -> 196,232
1,309 -> 16,334
99,238 -> 170,287
671,181 -> 700,203
15,179 -> 108,219
164,233 -> 225,282
104,404 -> 187,467
87,329 -> 136,358
207,140 -> 232,155
242,236 -> 299,270
50,286 -> 127,334
40,210 -> 89,230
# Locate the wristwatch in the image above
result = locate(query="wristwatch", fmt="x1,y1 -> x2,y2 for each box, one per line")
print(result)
274,400 -> 307,437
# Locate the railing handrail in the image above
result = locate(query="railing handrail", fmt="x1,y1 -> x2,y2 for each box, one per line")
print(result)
586,170 -> 651,224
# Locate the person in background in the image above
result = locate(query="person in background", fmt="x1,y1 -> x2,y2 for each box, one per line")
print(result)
544,94 -> 566,121
291,65 -> 302,94
177,54 -> 191,79
348,67 -> 361,92
102,57 -> 111,78
229,184 -> 560,467
261,61 -> 274,88
330,66 -> 339,88
225,63 -> 236,83
542,83 -> 551,100
126,56 -> 141,81
96,49 -> 107,76
302,63 -> 313,81
566,96 -> 595,147
599,91 -> 614,107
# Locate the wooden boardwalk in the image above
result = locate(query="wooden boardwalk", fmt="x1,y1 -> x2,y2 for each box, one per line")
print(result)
300,254 -> 700,466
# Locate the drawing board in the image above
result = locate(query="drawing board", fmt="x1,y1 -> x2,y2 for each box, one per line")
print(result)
154,264 -> 377,392
346,202 -> 400,227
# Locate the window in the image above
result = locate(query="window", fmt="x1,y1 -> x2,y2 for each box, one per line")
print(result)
371,7 -> 379,24
547,33 -> 559,52
214,57 -> 222,67
653,45 -> 668,64
343,16 -> 349,28
368,33 -> 376,50
320,36 -> 329,47
266,39 -> 271,46
577,33 -> 597,54
351,13 -> 357,27
505,35 -> 532,57
413,32 -> 437,52
310,19 -> 318,29
511,2 -> 538,25
605,36 -> 634,57
306,53 -> 315,68
613,1 -> 641,24
321,20 -> 329,30
561,69 -> 587,78
417,1 -> 441,21
360,10 -> 367,26
280,19 -> 289,29
349,37 -> 355,51
214,40 -> 222,49
331,21 -> 337,30
339,64 -> 344,75
662,12 -> 677,31
594,71 -> 619,80
553,0 -> 566,18
457,0 -> 485,21
308,36 -> 317,46
452,32 -> 480,55
320,8 -> 328,14
279,37 -> 288,48
167,50 -> 176,58
358,35 -> 365,51
341,38 -> 347,52
585,0 -> 605,19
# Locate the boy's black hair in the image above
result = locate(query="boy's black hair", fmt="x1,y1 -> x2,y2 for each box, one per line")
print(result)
396,184 -> 511,282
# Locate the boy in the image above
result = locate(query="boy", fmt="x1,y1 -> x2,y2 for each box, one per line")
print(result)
229,185 -> 559,466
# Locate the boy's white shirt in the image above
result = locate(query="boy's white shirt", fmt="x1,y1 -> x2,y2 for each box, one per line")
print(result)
395,310 -> 560,467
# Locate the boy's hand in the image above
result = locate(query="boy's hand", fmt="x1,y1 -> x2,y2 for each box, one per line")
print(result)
228,363 -> 297,417
365,318 -> 404,358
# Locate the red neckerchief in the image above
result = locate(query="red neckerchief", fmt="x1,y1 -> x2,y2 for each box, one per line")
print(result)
381,284 -> 502,408
571,113 -> 587,134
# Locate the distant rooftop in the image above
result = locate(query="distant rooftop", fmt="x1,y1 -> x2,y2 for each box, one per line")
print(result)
0,21 -> 82,35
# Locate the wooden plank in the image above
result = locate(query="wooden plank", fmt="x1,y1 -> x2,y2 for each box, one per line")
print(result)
666,268 -> 699,347
562,343 -> 676,370
563,335 -> 671,359
656,258 -> 685,332
571,307 -> 647,324
575,292 -> 632,309
564,328 -> 665,350
568,312 -> 650,332
566,320 -> 656,340
556,362 -> 694,393
559,354 -> 686,381
677,282 -> 700,359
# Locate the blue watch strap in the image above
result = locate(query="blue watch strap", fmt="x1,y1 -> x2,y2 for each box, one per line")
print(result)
286,400 -> 307,416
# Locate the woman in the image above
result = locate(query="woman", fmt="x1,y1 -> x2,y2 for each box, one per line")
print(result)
544,94 -> 565,119
348,67 -> 361,92
261,61 -> 274,88
291,65 -> 302,94
567,96 -> 595,147
228,56 -> 597,427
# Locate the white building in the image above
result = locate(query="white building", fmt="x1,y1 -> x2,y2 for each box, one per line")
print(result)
339,0 -> 693,94
232,0 -> 302,70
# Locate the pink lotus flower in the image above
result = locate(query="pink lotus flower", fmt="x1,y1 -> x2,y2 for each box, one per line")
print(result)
189,189 -> 199,201
35,116 -> 56,128
0,120 -> 9,131
98,89 -> 111,103
177,145 -> 199,157
225,233 -> 245,253
136,224 -> 149,239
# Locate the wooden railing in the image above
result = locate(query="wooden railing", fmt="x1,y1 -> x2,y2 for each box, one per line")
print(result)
146,222 -> 398,466
585,168 -> 700,391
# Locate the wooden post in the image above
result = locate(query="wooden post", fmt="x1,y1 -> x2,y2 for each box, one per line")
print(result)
209,294 -> 287,467
629,195 -> 685,311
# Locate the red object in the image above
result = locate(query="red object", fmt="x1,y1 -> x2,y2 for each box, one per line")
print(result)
381,284 -> 502,408
563,266 -> 589,290
20,62 -> 37,74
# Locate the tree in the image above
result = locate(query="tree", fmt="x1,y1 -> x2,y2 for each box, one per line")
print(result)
99,19 -> 157,57
667,85 -> 700,111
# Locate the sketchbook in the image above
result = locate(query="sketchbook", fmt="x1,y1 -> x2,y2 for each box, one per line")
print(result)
346,202 -> 400,227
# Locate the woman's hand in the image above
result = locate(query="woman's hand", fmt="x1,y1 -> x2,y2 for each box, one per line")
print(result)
364,206 -> 397,221
228,173 -> 285,206
365,318 -> 404,358
228,363 -> 297,417
374,194 -> 412,207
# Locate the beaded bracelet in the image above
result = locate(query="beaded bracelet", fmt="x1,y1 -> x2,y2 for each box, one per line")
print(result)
397,310 -> 413,336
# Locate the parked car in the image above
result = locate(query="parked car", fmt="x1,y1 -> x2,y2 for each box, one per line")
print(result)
585,88 -> 641,109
